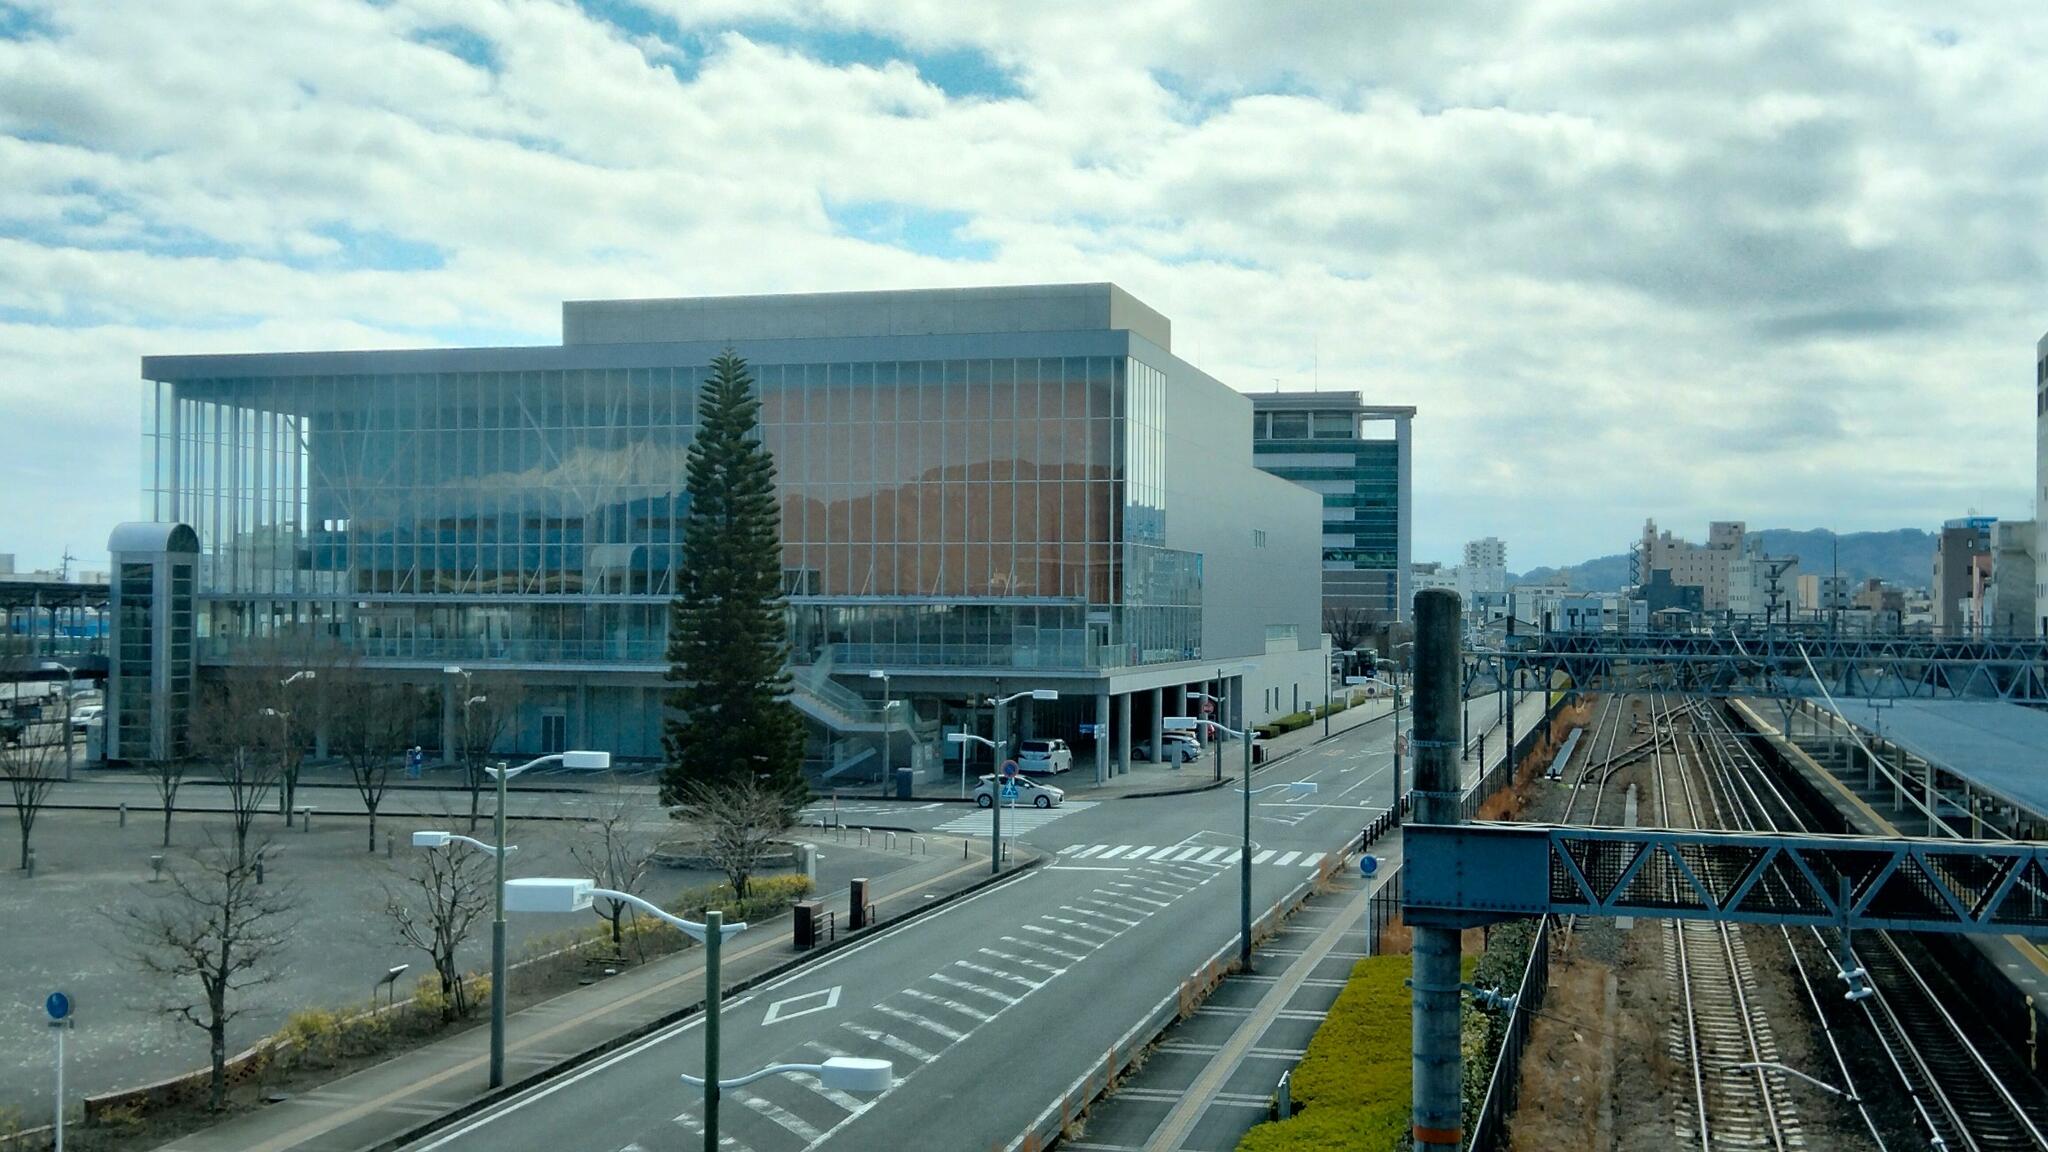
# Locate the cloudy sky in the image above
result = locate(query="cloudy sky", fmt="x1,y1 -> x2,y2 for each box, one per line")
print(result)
3,0 -> 2045,573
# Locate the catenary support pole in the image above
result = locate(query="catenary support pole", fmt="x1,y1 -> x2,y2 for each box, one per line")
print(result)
1410,588 -> 1464,1151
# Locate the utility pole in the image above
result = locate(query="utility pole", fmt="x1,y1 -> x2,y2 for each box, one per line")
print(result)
1410,588 -> 1464,1151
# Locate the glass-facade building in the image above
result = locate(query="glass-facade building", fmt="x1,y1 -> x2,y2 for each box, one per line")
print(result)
127,285 -> 1328,770
1250,392 -> 1414,624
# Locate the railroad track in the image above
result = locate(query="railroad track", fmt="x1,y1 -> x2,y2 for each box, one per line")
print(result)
1654,696 -> 1801,1152
1695,700 -> 2048,1152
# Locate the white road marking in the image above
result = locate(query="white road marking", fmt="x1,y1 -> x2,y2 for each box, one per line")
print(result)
671,1110 -> 751,1149
1039,917 -> 1113,944
1072,844 -> 1108,859
1273,850 -> 1301,867
1195,846 -> 1231,864
979,946 -> 1065,976
790,1070 -> 870,1113
899,986 -> 996,1022
1252,850 -> 1276,864
956,959 -> 1042,990
1070,899 -> 1143,926
840,1022 -> 935,1063
931,971 -> 1021,1006
1013,928 -> 1091,959
1096,844 -> 1133,859
1146,846 -> 1182,860
740,1092 -> 825,1142
873,1002 -> 969,1041
762,985 -> 841,1026
1172,846 -> 1206,861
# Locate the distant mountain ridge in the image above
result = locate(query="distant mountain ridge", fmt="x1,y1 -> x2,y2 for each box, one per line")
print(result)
1512,528 -> 1938,593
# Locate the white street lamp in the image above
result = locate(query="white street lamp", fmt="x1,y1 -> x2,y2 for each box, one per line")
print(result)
947,731 -> 996,802
413,748 -> 610,1089
983,689 -> 1056,876
41,661 -> 77,781
1166,714 -> 1316,969
503,877 -> 798,1152
868,669 -> 896,794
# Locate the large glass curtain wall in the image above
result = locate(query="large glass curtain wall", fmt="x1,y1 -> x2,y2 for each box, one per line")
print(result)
147,356 -> 1193,668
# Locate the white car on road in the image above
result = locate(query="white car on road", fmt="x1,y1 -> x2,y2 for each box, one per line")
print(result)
1014,738 -> 1073,775
974,774 -> 1066,808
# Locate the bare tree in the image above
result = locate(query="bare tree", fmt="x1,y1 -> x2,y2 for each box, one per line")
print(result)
3,723 -> 64,870
118,837 -> 295,1111
141,754 -> 192,848
330,673 -> 421,852
388,843 -> 491,1022
190,670 -> 285,867
568,787 -> 655,951
453,675 -> 522,834
1323,605 -> 1383,653
675,777 -> 789,899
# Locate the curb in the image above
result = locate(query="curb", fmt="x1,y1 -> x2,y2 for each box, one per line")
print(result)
354,850 -> 1046,1152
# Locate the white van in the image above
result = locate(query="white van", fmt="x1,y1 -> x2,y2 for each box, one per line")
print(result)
1014,738 -> 1073,775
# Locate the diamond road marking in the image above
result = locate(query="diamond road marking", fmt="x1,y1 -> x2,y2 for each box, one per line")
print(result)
763,985 -> 841,1026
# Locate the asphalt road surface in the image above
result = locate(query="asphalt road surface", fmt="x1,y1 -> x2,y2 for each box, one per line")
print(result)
407,693 -> 1541,1152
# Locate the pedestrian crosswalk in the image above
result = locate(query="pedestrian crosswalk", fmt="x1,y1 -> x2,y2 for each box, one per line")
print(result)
1053,842 -> 1330,869
933,800 -> 1098,836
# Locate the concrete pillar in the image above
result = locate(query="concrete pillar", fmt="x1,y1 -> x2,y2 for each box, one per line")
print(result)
1094,690 -> 1111,785
1170,684 -> 1186,729
1410,588 -> 1464,1151
441,682 -> 458,766
574,679 -> 590,749
1149,687 -> 1164,764
1116,692 -> 1132,777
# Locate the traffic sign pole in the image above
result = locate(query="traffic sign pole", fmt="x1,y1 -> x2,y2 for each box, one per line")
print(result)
46,991 -> 70,1152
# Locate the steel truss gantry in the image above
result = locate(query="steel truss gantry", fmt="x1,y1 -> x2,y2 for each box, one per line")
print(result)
1485,631 -> 2048,702
1404,822 -> 2048,937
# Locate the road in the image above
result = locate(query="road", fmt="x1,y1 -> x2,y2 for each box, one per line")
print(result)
405,692 -> 1541,1152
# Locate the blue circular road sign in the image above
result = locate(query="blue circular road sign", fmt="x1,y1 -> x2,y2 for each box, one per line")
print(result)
45,991 -> 70,1022
1359,854 -> 1379,878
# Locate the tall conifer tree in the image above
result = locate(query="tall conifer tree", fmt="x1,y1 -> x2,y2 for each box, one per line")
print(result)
663,352 -> 806,806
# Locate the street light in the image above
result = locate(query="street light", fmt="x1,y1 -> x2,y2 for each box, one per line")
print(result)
868,670 -> 896,793
1378,657 -> 1407,826
947,731 -> 996,806
503,877 -> 775,1152
40,662 -> 76,781
412,748 -> 611,1089
1166,715 -> 1316,970
982,689 -> 1056,876
1191,663 -> 1254,782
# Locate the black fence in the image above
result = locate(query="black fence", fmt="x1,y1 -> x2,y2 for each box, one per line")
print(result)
1364,865 -> 1404,955
1467,915 -> 1553,1152
1460,690 -> 1572,821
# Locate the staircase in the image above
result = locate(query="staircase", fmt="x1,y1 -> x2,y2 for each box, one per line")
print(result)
787,651 -> 891,733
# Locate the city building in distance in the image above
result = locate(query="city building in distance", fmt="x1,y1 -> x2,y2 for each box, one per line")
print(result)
1249,391 -> 1413,629
113,284 -> 1329,777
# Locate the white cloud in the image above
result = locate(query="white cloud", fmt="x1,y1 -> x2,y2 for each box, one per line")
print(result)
1,0 -> 2045,573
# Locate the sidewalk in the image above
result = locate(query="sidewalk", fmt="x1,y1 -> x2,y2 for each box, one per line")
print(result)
155,837 -> 1036,1152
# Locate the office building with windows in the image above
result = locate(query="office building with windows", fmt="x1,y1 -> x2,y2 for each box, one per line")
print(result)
115,283 -> 1328,782
1249,392 -> 1413,624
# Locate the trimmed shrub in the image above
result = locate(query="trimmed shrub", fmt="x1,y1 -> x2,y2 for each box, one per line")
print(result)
1238,954 -> 1481,1151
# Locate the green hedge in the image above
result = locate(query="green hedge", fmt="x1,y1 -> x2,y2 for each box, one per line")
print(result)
1238,954 -> 1480,1151
1254,711 -> 1316,740
1236,955 -> 1411,1150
